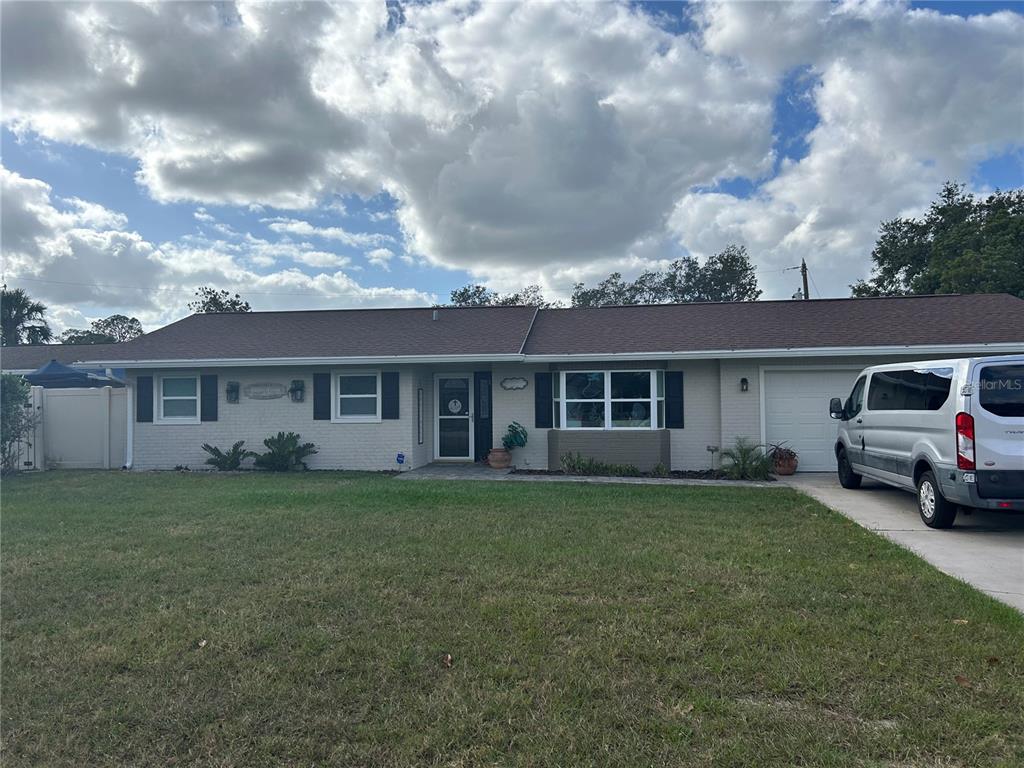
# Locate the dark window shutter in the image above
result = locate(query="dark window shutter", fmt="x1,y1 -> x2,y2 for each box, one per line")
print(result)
535,372 -> 553,429
474,372 -> 492,461
381,372 -> 399,419
136,376 -> 153,422
200,375 -> 218,422
665,371 -> 684,429
313,373 -> 331,420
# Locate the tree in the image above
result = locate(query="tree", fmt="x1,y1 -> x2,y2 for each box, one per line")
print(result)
1,373 -> 36,473
1,288 -> 54,346
92,314 -> 143,342
446,284 -> 558,307
188,286 -> 252,313
59,314 -> 144,345
852,183 -> 1024,299
570,245 -> 762,307
59,329 -> 116,345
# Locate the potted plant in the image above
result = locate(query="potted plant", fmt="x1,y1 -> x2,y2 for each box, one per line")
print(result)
488,421 -> 528,469
767,442 -> 799,475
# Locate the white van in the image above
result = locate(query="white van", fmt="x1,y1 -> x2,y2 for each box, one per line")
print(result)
829,355 -> 1024,528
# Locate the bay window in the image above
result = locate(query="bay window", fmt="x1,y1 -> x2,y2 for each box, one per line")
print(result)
553,370 -> 665,430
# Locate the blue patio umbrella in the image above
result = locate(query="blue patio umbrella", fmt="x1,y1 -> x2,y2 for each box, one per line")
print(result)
24,359 -> 124,389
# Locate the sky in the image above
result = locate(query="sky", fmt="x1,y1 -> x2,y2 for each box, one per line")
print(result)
1,0 -> 1022,336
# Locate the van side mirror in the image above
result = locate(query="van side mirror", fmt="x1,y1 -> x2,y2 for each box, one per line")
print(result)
829,397 -> 844,420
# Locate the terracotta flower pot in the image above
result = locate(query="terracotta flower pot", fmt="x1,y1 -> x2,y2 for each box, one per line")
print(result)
773,456 -> 798,476
488,448 -> 512,469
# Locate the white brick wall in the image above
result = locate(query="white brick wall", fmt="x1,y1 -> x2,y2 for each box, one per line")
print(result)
130,366 -> 418,471
668,359 -> 721,470
129,353 -> 940,473
491,364 -> 550,469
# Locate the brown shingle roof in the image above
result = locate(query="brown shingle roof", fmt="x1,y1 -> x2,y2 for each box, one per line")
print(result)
1,343 -> 125,371
521,293 -> 1024,355
86,306 -> 539,361
27,294 -> 1024,366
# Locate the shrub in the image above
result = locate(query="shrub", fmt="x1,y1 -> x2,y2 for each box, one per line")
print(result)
501,421 -> 528,452
560,452 -> 641,477
720,437 -> 772,481
201,440 -> 254,471
253,432 -> 318,472
1,373 -> 35,474
650,462 -> 669,478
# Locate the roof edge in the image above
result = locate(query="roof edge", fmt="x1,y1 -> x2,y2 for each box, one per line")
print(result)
82,341 -> 1024,369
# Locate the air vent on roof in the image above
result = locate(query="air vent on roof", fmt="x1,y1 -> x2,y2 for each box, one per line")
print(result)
432,309 -> 438,321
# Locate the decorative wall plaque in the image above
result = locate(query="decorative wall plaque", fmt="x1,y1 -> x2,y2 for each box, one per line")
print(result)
244,382 -> 287,400
500,377 -> 528,391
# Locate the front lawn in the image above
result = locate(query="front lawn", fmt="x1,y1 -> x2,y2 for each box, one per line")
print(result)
2,472 -> 1021,766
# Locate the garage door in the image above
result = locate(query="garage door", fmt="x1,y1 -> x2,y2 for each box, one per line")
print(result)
763,369 -> 860,472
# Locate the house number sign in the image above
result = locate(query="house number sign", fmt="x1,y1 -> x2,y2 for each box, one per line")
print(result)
244,382 -> 287,400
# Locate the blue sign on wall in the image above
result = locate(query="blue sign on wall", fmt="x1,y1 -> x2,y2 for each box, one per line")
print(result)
396,452 -> 405,465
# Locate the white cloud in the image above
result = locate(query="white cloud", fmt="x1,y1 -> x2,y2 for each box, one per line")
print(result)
0,166 -> 433,333
365,247 -> 394,270
1,0 -> 1021,303
260,217 -> 394,248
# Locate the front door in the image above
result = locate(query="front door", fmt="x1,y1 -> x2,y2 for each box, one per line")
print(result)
436,375 -> 473,460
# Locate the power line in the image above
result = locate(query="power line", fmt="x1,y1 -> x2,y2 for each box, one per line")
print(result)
7,275 -> 359,299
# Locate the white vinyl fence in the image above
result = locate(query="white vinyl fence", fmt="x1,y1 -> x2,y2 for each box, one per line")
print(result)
16,386 -> 127,471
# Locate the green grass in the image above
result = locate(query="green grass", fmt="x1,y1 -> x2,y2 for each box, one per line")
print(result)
2,472 -> 1022,767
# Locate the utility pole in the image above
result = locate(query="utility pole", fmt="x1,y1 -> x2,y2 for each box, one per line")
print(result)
800,259 -> 809,301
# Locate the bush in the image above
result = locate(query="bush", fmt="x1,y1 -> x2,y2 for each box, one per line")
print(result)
501,421 -> 528,451
720,437 -> 772,481
650,462 -> 669,478
253,432 -> 318,472
201,440 -> 254,471
560,452 -> 641,477
1,374 -> 35,474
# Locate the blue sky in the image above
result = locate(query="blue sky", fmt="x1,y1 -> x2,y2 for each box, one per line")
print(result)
1,1 -> 1021,332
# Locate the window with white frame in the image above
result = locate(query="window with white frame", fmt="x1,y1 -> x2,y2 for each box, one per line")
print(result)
335,371 -> 381,421
553,370 -> 665,430
157,375 -> 199,423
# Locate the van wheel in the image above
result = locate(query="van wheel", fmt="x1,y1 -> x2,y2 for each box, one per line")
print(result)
837,447 -> 862,489
917,471 -> 957,529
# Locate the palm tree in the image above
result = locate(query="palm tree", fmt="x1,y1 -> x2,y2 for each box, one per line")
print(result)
1,288 -> 54,346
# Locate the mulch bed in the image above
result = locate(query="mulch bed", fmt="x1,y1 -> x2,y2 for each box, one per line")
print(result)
511,468 -> 776,481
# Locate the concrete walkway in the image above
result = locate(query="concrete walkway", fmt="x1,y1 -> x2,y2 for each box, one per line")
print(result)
395,462 -> 775,488
782,474 -> 1024,612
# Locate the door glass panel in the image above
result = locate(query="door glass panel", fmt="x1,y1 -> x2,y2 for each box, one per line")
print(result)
439,378 -> 469,417
438,419 -> 469,457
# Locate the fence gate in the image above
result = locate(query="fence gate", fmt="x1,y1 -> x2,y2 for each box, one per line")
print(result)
18,386 -> 127,471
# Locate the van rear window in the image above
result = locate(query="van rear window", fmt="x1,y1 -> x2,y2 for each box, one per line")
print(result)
979,365 -> 1024,417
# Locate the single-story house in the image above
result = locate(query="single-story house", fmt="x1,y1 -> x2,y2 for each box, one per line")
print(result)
21,293 -> 1024,473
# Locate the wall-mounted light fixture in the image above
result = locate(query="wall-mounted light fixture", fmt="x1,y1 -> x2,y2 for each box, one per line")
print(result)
289,379 -> 305,403
740,377 -> 749,392
226,381 -> 240,404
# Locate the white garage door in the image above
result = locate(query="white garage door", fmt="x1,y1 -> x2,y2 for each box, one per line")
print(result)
763,369 -> 860,472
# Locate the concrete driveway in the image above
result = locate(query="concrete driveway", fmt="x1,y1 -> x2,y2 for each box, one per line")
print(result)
783,474 -> 1024,612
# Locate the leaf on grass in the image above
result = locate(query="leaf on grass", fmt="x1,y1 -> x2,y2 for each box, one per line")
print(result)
986,656 -> 1000,666
952,619 -> 969,625
954,674 -> 972,689
197,639 -> 207,649
441,653 -> 453,669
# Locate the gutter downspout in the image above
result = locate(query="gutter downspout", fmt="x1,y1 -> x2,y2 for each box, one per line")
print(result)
123,378 -> 133,470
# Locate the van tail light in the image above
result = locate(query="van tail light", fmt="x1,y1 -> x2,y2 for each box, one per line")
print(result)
955,412 -> 975,470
